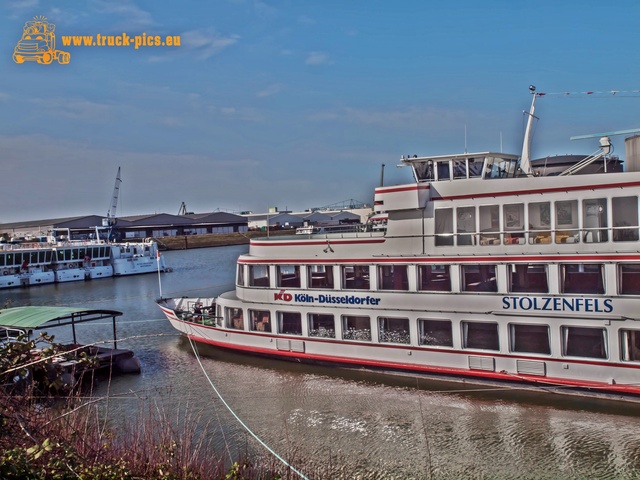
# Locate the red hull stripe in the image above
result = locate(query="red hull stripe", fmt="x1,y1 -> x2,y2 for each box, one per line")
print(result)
375,185 -> 430,194
250,239 -> 386,247
184,332 -> 640,395
432,180 -> 640,202
238,253 -> 640,264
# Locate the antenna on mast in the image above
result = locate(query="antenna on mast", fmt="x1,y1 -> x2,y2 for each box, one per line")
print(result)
520,85 -> 538,176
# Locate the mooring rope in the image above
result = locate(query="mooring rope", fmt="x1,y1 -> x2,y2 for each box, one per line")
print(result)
182,324 -> 309,480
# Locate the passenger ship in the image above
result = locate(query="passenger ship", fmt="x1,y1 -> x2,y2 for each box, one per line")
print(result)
158,88 -> 640,399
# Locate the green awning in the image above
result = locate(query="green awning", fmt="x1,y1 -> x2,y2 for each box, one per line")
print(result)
0,306 -> 122,330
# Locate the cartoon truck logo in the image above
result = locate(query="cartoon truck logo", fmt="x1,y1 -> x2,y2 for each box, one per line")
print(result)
13,16 -> 70,65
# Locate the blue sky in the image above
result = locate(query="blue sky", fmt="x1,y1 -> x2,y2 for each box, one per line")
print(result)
2,0 -> 640,223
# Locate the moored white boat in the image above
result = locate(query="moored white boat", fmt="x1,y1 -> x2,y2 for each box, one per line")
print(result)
111,240 -> 167,276
158,87 -> 640,400
0,243 -> 55,288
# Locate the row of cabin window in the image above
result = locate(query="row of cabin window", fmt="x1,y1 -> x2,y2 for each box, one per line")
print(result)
0,250 -> 53,266
239,263 -> 640,296
223,308 -> 640,362
434,196 -> 639,246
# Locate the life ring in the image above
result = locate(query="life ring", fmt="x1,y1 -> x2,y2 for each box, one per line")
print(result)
68,263 -> 77,269
2,270 -> 8,276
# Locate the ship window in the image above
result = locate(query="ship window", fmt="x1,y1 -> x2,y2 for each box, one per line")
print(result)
583,198 -> 608,243
377,265 -> 408,290
509,324 -> 550,354
30,251 -> 38,264
248,264 -> 270,287
612,196 -> 639,241
342,315 -> 371,341
236,265 -> 244,286
418,319 -> 453,347
453,159 -> 467,179
14,253 -> 22,266
0,255 -> 4,267
342,265 -> 370,290
308,313 -> 335,338
468,158 -> 483,178
277,311 -> 302,335
508,264 -> 548,293
562,326 -> 607,359
418,265 -> 451,291
378,317 -> 410,344
78,248 -> 86,259
462,321 -> 499,350
503,203 -> 525,245
435,208 -> 454,246
308,265 -> 334,289
456,207 -> 476,246
225,307 -> 244,330
277,265 -> 300,288
555,200 -> 579,244
560,264 -> 604,294
484,157 -> 517,179
529,202 -> 551,243
45,251 -> 52,262
479,205 -> 500,245
413,160 -> 433,181
461,264 -> 497,292
619,264 -> 640,295
436,161 -> 451,180
249,309 -> 270,332
620,329 -> 640,362
64,249 -> 71,261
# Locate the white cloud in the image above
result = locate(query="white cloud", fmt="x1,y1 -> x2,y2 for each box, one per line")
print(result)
182,28 -> 240,60
305,51 -> 332,66
90,0 -> 154,30
28,97 -> 113,120
256,83 -> 283,98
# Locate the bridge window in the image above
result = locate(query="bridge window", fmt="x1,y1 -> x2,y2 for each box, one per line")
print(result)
342,315 -> 371,341
378,317 -> 410,344
462,321 -> 499,350
308,265 -> 334,289
418,265 -> 451,291
308,313 -> 335,338
435,208 -> 454,246
436,161 -> 451,180
510,324 -> 550,354
563,326 -> 607,359
453,159 -> 467,179
378,265 -> 408,290
342,265 -> 370,290
583,198 -> 608,243
612,196 -> 639,241
555,200 -> 579,244
277,265 -> 300,288
419,319 -> 453,347
277,311 -> 302,335
620,329 -> 640,362
560,264 -> 604,294
508,264 -> 548,293
248,264 -> 270,287
461,264 -> 497,292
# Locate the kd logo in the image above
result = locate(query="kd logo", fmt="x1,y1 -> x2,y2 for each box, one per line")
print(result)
13,16 -> 70,65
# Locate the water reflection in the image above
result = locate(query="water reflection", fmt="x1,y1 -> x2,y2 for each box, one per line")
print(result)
2,245 -> 640,478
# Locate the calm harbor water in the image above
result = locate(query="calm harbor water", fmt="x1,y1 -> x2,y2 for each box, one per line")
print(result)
3,245 -> 640,478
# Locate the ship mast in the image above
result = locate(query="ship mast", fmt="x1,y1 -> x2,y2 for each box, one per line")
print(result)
519,85 -> 538,176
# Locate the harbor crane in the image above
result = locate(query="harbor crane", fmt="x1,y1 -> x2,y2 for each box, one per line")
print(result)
106,167 -> 122,226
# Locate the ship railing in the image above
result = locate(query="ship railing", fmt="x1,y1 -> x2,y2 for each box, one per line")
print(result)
401,225 -> 638,246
